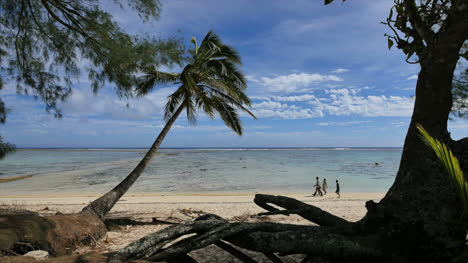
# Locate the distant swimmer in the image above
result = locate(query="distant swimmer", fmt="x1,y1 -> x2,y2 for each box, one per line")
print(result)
335,180 -> 340,198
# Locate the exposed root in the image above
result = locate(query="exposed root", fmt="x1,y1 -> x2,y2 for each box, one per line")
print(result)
254,194 -> 351,227
109,212 -> 381,263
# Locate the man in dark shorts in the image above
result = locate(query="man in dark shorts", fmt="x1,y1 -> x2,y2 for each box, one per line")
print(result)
335,179 -> 340,198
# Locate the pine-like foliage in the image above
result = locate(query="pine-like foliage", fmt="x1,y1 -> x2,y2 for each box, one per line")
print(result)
0,0 -> 186,159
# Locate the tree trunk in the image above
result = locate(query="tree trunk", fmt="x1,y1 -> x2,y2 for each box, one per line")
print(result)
360,15 -> 468,261
82,102 -> 186,219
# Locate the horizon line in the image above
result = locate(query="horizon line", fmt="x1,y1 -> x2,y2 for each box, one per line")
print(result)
16,146 -> 403,149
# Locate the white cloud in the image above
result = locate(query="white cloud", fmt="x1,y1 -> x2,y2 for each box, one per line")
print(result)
259,73 -> 342,93
269,94 -> 317,102
331,68 -> 349,74
407,74 -> 418,80
317,88 -> 414,117
251,100 -> 323,119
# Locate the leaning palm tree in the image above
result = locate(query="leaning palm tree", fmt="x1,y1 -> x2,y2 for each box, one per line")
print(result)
82,31 -> 256,218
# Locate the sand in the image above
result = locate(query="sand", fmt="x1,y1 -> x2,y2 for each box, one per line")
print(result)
0,192 -> 385,262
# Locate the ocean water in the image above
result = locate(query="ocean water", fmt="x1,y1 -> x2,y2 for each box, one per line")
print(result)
0,148 -> 402,195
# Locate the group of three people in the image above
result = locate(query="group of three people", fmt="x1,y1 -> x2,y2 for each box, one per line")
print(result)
313,177 -> 340,198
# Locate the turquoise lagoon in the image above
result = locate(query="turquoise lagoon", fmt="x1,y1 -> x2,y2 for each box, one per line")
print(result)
0,148 -> 401,195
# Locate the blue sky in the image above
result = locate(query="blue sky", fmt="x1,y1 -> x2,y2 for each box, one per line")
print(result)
1,0 -> 466,148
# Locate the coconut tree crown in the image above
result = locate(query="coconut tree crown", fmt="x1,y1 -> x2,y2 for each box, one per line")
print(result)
137,30 -> 256,135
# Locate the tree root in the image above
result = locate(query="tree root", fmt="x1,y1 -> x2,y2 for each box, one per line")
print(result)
254,194 -> 351,227
108,208 -> 381,263
214,240 -> 257,263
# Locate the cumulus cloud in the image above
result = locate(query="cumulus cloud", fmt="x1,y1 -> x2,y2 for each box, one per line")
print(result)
318,88 -> 414,117
249,86 -> 414,119
259,73 -> 342,93
251,100 -> 323,119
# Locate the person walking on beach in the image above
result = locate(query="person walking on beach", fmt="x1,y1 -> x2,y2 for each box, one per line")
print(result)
322,178 -> 327,195
313,176 -> 323,196
335,179 -> 340,198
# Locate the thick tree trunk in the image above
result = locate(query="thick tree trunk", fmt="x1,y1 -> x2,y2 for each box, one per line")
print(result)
82,102 -> 186,219
360,13 -> 468,261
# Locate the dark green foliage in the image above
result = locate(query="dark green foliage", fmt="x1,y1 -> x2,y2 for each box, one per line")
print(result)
138,30 -> 256,135
0,0 -> 186,159
0,81 -> 13,160
0,136 -> 14,160
0,0 -> 185,117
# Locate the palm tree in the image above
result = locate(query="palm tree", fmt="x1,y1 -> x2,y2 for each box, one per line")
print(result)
82,31 -> 256,218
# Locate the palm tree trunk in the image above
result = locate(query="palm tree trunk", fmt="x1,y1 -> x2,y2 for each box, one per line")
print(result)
82,102 -> 186,219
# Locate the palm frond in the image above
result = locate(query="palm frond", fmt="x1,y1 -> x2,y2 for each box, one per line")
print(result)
164,87 -> 185,122
211,97 -> 243,135
417,124 -> 467,212
199,30 -> 221,50
190,37 -> 198,55
159,30 -> 254,135
185,96 -> 197,126
214,44 -> 242,65
202,78 -> 250,106
195,86 -> 215,119
136,70 -> 179,97
204,60 -> 246,89
211,89 -> 256,120
200,84 -> 256,119
180,64 -> 197,93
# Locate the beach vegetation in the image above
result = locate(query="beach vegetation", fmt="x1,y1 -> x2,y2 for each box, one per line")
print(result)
82,30 -> 256,219
0,136 -> 14,160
